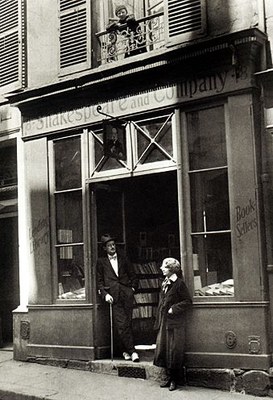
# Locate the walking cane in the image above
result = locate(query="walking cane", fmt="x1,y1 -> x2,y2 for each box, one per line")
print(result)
109,302 -> 114,363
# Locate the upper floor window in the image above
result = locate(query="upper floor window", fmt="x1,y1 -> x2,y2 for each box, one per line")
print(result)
0,0 -> 25,94
165,0 -> 207,46
59,0 -> 91,75
96,0 -> 206,64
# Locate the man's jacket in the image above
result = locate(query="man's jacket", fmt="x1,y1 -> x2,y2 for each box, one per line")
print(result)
96,254 -> 138,302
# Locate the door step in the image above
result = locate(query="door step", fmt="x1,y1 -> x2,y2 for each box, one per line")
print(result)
91,357 -> 167,383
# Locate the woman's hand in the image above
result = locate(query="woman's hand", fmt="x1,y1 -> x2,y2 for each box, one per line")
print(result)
168,307 -> 173,314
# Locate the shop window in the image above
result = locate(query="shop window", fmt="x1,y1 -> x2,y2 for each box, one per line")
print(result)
0,0 -> 25,94
56,192 -> 83,244
57,246 -> 85,299
51,136 -> 85,300
187,106 -> 233,297
54,136 -> 81,190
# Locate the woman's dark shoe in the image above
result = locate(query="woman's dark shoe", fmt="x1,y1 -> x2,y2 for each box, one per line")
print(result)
169,381 -> 177,391
160,380 -> 171,388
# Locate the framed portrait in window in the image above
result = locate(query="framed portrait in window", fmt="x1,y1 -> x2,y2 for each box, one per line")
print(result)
103,119 -> 127,161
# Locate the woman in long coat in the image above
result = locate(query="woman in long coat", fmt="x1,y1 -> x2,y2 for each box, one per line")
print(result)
154,258 -> 192,391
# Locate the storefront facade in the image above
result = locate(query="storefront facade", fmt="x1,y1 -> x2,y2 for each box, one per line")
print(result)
11,26 -> 273,373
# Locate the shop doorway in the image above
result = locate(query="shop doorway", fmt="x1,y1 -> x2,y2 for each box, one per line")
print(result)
93,170 -> 180,345
0,217 -> 19,346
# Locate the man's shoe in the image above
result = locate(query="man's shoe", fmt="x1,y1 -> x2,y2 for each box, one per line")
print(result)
160,380 -> 171,388
122,352 -> 131,361
131,352 -> 139,362
169,381 -> 177,391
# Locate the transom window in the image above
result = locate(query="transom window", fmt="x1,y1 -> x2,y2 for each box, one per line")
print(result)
89,113 -> 176,179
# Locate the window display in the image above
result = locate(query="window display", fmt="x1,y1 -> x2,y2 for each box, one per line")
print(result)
53,137 -> 85,300
187,106 -> 233,296
56,192 -> 83,244
57,246 -> 85,299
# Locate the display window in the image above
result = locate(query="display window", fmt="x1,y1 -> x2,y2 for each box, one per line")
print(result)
186,105 -> 234,297
54,137 -> 81,190
49,135 -> 85,301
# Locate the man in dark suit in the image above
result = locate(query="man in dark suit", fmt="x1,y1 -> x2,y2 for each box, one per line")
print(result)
96,234 -> 139,362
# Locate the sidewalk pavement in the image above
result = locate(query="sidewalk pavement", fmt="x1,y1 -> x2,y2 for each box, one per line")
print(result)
0,349 -> 268,400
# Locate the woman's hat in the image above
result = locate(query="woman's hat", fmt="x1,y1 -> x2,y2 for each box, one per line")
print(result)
101,234 -> 115,245
115,5 -> 127,16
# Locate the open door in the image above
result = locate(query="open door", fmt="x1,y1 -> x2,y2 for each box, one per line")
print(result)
91,171 -> 180,357
90,182 -> 126,359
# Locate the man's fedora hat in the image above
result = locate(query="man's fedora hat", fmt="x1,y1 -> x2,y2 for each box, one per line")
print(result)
101,234 -> 115,245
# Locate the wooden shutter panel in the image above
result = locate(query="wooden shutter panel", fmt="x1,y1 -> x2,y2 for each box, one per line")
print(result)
0,0 -> 25,94
165,0 -> 207,46
59,0 -> 91,74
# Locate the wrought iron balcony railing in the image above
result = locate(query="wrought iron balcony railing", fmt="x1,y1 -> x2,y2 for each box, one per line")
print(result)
95,12 -> 164,64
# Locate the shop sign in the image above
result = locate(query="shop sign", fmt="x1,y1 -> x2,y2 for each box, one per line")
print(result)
23,64 -> 251,137
235,198 -> 257,239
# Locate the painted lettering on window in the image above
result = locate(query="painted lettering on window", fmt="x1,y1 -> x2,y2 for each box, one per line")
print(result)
29,217 -> 49,254
235,198 -> 257,239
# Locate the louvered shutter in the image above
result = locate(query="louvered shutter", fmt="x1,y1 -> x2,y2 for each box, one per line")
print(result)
0,0 -> 25,94
59,0 -> 91,74
165,0 -> 206,46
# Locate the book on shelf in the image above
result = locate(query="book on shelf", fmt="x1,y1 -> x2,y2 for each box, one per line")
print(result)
133,261 -> 159,274
132,305 -> 157,319
138,278 -> 161,289
134,292 -> 158,304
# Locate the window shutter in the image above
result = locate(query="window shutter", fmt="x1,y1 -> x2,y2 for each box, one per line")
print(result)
59,0 -> 91,75
165,0 -> 207,46
0,0 -> 25,94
